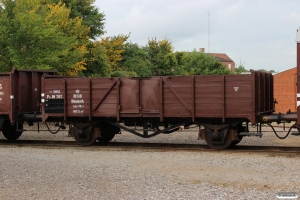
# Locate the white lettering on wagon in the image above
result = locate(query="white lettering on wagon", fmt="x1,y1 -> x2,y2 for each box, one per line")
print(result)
73,110 -> 84,113
71,99 -> 84,104
73,105 -> 84,108
234,87 -> 239,92
53,90 -> 60,93
0,84 -> 3,102
46,94 -> 63,99
73,94 -> 82,98
71,89 -> 84,113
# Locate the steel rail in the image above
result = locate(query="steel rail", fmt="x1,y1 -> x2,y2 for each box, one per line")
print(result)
1,139 -> 300,156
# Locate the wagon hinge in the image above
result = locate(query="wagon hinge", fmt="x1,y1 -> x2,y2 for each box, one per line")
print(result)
162,78 -> 191,112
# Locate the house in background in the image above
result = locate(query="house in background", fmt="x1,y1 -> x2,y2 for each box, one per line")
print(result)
199,48 -> 235,72
273,67 -> 297,113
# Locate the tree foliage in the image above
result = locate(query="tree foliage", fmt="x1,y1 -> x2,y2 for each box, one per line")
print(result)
97,34 -> 130,77
258,69 -> 276,73
173,51 -> 189,75
145,38 -> 178,76
183,50 -> 232,75
235,66 -> 248,74
0,0 -> 90,75
50,0 -> 105,39
86,37 -> 233,77
81,41 -> 109,77
235,61 -> 248,74
119,43 -> 152,77
0,0 -> 233,77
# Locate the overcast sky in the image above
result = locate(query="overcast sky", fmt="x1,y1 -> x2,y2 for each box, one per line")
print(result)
94,0 -> 300,72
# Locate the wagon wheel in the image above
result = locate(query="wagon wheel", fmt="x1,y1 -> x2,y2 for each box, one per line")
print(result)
1,120 -> 23,141
73,125 -> 97,146
229,135 -> 244,147
97,122 -> 120,144
229,125 -> 245,147
204,127 -> 233,149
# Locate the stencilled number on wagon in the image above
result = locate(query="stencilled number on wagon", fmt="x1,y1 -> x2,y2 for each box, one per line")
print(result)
46,89 -> 62,99
46,94 -> 63,99
73,110 -> 84,113
53,90 -> 60,93
234,87 -> 239,92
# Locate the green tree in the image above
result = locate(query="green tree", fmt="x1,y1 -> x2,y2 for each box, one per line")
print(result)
49,0 -> 106,76
258,69 -> 276,73
0,0 -> 90,75
235,61 -> 248,74
145,38 -> 178,76
183,50 -> 232,75
173,51 -> 189,75
120,43 -> 152,77
50,0 -> 105,39
0,0 -> 13,72
81,41 -> 109,77
80,34 -> 131,78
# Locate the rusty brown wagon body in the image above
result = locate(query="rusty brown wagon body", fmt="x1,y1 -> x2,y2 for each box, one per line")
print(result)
37,71 -> 275,148
0,69 -> 294,149
0,69 -> 56,140
41,72 -> 274,123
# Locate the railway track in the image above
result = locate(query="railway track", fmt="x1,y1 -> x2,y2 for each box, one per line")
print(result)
1,139 -> 300,156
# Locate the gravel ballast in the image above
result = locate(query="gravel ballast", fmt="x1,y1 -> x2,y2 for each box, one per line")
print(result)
1,123 -> 300,199
0,147 -> 299,200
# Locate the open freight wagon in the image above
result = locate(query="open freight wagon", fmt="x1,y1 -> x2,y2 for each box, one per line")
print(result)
0,69 -> 56,140
39,71 -> 274,149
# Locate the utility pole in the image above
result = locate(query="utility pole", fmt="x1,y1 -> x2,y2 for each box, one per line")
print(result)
208,10 -> 210,53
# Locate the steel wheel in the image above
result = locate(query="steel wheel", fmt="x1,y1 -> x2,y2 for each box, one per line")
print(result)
230,124 -> 245,147
229,135 -> 243,147
204,127 -> 233,149
97,122 -> 120,144
72,125 -> 97,146
1,120 -> 23,141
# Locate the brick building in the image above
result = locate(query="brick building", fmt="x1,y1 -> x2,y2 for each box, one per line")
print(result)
273,67 -> 297,113
199,48 -> 235,72
207,53 -> 235,71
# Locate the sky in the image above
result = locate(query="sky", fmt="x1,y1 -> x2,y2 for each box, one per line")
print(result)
93,0 -> 300,72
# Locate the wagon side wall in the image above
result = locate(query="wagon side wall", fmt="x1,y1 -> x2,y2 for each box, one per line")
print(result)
14,70 -> 57,113
41,72 -> 273,125
193,74 -> 253,120
0,69 -> 56,125
0,73 -> 12,121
